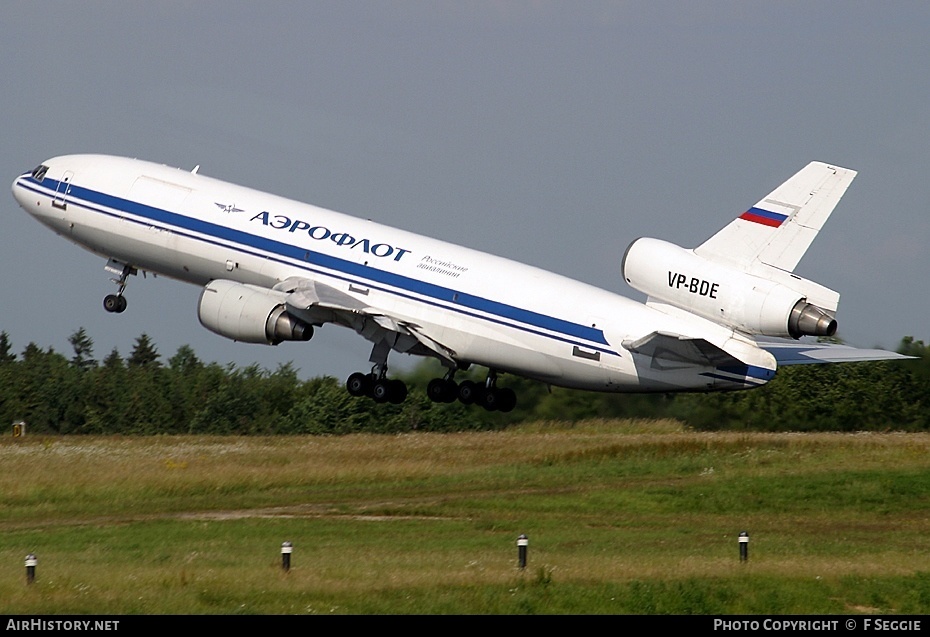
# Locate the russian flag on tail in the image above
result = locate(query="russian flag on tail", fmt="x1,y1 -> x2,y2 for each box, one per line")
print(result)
739,207 -> 788,228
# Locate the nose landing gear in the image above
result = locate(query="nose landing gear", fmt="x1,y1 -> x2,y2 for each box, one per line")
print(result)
102,259 -> 136,314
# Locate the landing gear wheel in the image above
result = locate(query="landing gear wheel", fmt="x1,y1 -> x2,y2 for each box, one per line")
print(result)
387,379 -> 408,404
496,388 -> 517,413
457,380 -> 478,405
346,372 -> 372,397
427,378 -> 447,402
368,379 -> 408,404
371,380 -> 391,403
427,378 -> 458,403
103,294 -> 127,313
480,388 -> 499,412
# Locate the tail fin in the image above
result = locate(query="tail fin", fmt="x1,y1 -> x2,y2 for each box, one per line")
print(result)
695,162 -> 857,273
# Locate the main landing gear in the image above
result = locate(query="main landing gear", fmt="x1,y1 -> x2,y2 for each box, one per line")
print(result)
346,340 -> 409,404
346,369 -> 409,404
426,370 -> 517,412
344,343 -> 516,412
346,367 -> 516,412
102,260 -> 136,314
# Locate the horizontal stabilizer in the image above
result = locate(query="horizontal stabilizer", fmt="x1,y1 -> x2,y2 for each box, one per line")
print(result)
622,331 -> 745,368
759,340 -> 914,366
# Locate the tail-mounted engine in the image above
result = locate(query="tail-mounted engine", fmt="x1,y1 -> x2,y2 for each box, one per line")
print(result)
198,279 -> 313,345
621,238 -> 838,339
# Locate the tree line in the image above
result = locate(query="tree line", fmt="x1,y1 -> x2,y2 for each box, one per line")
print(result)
0,329 -> 927,435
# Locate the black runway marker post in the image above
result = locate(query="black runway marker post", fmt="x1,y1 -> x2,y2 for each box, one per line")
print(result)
739,531 -> 749,562
25,553 -> 36,584
517,534 -> 528,570
281,541 -> 292,572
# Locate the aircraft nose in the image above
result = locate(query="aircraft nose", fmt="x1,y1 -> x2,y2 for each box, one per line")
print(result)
12,163 -> 52,214
12,171 -> 32,209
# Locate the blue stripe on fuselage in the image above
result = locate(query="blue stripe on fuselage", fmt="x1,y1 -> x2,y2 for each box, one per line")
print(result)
18,176 -> 615,353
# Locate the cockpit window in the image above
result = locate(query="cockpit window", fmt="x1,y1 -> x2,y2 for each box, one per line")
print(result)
31,165 -> 49,182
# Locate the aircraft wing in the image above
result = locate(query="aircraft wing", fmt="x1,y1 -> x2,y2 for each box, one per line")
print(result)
274,277 -> 458,365
758,339 -> 914,366
276,276 -> 369,315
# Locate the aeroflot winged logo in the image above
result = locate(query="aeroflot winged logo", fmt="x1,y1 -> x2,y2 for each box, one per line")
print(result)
249,211 -> 412,262
214,202 -> 244,214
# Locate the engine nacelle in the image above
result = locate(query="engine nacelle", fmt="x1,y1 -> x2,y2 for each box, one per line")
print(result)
198,279 -> 313,345
621,238 -> 837,339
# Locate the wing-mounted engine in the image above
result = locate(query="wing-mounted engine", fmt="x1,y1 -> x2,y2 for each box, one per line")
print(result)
198,279 -> 313,345
621,238 -> 838,339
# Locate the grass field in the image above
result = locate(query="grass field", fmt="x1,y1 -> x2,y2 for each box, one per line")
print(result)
2,419 -> 930,614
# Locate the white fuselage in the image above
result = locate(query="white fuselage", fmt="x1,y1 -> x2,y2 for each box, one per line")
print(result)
12,154 -> 767,392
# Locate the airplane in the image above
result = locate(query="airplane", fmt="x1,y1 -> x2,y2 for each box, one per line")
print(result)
11,155 -> 910,413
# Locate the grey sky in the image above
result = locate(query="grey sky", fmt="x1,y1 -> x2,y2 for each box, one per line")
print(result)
2,2 -> 928,381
